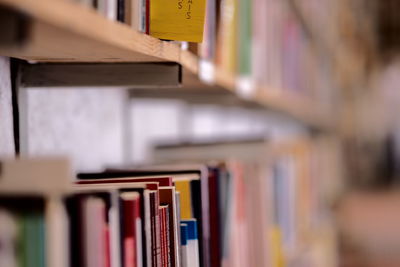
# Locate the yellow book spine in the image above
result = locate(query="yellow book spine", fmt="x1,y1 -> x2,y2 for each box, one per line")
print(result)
174,180 -> 193,219
270,226 -> 286,267
150,0 -> 206,42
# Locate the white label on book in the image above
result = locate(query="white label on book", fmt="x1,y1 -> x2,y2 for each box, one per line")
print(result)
199,60 -> 215,85
236,76 -> 255,99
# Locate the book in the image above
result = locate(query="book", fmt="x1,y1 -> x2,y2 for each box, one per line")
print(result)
149,0 -> 206,42
73,182 -> 158,267
236,0 -> 251,77
181,219 -> 200,267
120,192 -> 141,267
83,196 -> 108,267
159,187 -> 180,267
149,191 -> 161,267
174,180 -> 193,219
159,205 -> 169,267
179,223 -> 188,267
208,167 -> 221,267
117,0 -> 125,22
107,166 -> 210,267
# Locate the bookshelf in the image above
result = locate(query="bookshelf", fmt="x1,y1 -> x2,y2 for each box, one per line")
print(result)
0,0 -> 334,130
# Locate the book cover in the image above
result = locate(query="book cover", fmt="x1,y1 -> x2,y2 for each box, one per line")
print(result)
180,223 -> 188,267
181,219 -> 200,267
149,0 -> 206,42
174,181 -> 193,219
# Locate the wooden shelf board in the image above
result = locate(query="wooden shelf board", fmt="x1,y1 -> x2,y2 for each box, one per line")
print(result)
213,68 -> 333,130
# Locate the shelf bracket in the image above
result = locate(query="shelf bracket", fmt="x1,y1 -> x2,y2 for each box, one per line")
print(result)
18,62 -> 182,88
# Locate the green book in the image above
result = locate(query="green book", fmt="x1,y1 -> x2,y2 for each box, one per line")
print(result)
18,213 -> 46,267
237,0 -> 252,76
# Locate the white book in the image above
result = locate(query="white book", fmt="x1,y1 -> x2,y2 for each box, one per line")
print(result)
136,216 -> 143,267
46,197 -> 69,267
110,191 -> 122,267
181,219 -> 200,267
107,0 -> 118,21
180,223 -> 189,267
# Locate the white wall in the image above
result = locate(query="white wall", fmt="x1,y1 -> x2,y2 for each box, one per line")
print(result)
0,57 -> 15,157
24,88 -> 126,172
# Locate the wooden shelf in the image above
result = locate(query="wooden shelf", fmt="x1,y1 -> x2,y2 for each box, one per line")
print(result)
0,0 -> 334,130
0,0 -> 180,62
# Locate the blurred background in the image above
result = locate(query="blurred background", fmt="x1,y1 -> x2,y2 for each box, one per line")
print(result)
2,0 -> 400,266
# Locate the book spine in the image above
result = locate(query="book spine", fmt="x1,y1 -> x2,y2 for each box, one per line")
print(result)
145,0 -> 150,34
165,206 -> 171,267
159,207 -> 166,267
117,0 -> 125,22
208,169 -> 221,267
133,197 -> 142,267
122,199 -> 135,267
149,192 -> 157,267
144,191 -> 152,267
155,193 -> 162,267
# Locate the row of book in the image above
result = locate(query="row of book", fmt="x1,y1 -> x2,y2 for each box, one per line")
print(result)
71,0 -> 334,102
0,138 -> 337,267
196,0 -> 334,100
71,0 -> 206,42
71,0 -> 148,32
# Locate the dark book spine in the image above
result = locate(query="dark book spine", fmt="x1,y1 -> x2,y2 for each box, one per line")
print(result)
191,179 -> 207,267
138,191 -> 148,267
117,0 -> 125,22
65,195 -> 85,267
145,0 -> 150,34
209,169 -> 221,267
149,192 -> 157,267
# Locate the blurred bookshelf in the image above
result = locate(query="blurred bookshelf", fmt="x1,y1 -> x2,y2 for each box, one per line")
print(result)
0,0 -> 335,130
3,0 -> 400,266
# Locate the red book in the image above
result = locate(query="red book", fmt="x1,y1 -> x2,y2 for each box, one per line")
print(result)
161,205 -> 171,267
121,192 -> 141,267
146,0 -> 150,34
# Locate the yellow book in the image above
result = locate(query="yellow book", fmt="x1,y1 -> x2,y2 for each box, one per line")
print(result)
174,180 -> 193,219
150,0 -> 206,42
216,0 -> 237,73
270,226 -> 285,267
